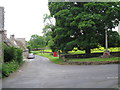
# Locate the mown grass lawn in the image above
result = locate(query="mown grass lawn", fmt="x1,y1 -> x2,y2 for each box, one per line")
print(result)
68,57 -> 120,62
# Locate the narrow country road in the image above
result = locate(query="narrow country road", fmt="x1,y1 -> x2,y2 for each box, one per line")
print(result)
2,55 -> 118,88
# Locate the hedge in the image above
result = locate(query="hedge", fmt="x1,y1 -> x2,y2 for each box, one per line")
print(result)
4,45 -> 23,63
2,45 -> 24,78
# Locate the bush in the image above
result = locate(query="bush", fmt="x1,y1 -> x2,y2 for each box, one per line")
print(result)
2,45 -> 24,77
16,48 -> 23,64
4,46 -> 17,62
4,45 -> 23,63
27,45 -> 31,53
2,60 -> 24,77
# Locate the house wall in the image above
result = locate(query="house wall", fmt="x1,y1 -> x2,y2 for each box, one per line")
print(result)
0,31 -> 4,63
0,7 -> 4,63
0,7 -> 4,30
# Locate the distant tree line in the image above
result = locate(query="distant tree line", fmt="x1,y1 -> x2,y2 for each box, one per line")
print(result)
27,34 -> 46,51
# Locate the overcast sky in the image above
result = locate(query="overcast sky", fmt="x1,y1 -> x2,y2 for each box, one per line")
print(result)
0,0 -> 119,41
0,0 -> 50,41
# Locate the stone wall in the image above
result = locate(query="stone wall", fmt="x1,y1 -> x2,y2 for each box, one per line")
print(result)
60,52 -> 120,59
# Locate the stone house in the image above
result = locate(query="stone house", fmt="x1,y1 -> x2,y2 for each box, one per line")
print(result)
3,32 -> 29,59
9,34 -> 29,59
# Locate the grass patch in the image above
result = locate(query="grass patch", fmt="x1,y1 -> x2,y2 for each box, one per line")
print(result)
36,53 -> 64,64
68,57 -> 120,62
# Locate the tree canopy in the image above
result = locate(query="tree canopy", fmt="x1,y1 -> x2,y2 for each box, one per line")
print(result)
28,34 -> 46,49
48,2 -> 120,54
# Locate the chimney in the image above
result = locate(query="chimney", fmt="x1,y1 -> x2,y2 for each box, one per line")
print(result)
10,34 -> 15,40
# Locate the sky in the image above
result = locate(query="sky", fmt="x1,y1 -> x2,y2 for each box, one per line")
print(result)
0,0 -> 119,41
0,0 -> 50,41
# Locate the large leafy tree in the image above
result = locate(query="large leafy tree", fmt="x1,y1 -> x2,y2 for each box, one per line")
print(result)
48,2 -> 120,54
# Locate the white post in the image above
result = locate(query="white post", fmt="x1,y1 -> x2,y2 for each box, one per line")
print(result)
103,29 -> 110,57
105,30 -> 108,51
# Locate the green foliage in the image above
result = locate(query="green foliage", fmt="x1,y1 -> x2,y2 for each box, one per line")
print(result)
107,31 -> 120,47
4,45 -> 23,63
2,45 -> 23,77
48,2 -> 120,54
28,34 -> 46,49
43,14 -> 54,48
16,48 -> 23,64
27,45 -> 32,53
2,60 -> 24,77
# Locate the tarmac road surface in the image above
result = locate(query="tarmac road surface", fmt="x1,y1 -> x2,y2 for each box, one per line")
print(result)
2,55 -> 118,88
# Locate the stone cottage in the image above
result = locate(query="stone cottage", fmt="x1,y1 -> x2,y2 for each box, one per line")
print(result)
9,35 -> 29,59
3,32 -> 29,59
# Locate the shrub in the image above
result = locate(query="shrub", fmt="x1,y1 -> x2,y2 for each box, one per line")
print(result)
16,48 -> 23,64
2,45 -> 24,77
27,45 -> 31,53
2,61 -> 20,77
4,46 -> 17,62
4,45 -> 23,63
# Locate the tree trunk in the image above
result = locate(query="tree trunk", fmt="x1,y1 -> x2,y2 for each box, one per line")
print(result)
58,50 -> 60,59
85,48 -> 91,55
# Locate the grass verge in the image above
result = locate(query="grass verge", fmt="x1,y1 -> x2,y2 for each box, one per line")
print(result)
2,61 -> 24,78
36,53 -> 64,64
68,57 -> 120,62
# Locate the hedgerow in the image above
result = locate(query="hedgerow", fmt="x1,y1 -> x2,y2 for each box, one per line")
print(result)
2,45 -> 24,78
